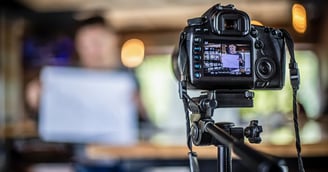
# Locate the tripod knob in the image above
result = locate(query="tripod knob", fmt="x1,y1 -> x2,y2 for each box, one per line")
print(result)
191,121 -> 213,146
244,120 -> 263,144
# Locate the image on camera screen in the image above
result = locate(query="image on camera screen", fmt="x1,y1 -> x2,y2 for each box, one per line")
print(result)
202,41 -> 251,76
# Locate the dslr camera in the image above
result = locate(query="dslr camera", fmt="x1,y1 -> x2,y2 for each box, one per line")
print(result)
174,4 -> 286,90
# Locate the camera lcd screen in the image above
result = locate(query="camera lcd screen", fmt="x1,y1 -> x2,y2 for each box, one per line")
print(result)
202,41 -> 251,76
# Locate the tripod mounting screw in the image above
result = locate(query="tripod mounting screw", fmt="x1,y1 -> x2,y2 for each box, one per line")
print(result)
244,120 -> 263,144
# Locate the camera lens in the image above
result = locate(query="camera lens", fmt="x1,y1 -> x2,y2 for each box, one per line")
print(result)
256,58 -> 276,80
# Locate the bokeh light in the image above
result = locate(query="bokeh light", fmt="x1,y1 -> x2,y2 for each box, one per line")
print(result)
292,3 -> 307,34
121,39 -> 145,68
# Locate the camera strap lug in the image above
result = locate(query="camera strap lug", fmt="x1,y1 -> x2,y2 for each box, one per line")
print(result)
289,62 -> 300,90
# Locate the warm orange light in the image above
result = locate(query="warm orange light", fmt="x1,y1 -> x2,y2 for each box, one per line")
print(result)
292,3 -> 307,34
251,20 -> 263,26
121,39 -> 145,68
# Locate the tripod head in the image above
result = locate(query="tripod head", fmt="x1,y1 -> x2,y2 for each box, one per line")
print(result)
183,90 -> 285,172
188,90 -> 262,146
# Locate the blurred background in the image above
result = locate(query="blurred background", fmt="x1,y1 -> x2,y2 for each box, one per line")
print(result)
1,0 -> 328,172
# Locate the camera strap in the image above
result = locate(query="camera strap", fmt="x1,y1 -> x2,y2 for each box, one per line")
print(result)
178,32 -> 200,172
181,91 -> 200,172
281,29 -> 305,172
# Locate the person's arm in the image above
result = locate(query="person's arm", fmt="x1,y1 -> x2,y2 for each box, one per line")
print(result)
238,54 -> 245,66
25,78 -> 42,119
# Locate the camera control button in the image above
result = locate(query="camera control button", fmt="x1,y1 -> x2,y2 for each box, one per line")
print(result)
194,37 -> 202,43
250,28 -> 258,38
256,81 -> 268,88
277,31 -> 283,38
194,64 -> 201,69
193,46 -> 202,52
194,55 -> 201,61
195,28 -> 202,32
264,27 -> 270,33
194,72 -> 201,79
255,40 -> 264,49
203,28 -> 209,32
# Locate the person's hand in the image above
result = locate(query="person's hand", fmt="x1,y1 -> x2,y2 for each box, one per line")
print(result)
26,79 -> 41,110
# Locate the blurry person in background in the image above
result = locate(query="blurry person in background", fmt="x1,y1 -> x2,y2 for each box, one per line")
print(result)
73,15 -> 149,123
73,15 -> 143,172
26,15 -> 149,124
25,15 -> 150,172
74,16 -> 120,70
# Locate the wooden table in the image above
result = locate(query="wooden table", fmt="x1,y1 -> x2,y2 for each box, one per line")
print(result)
86,141 -> 328,160
0,120 -> 38,139
2,120 -> 327,160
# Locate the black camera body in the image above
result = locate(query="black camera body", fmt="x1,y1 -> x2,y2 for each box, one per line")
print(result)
177,4 -> 286,90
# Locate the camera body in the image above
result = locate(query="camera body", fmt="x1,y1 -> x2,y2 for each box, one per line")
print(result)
177,4 -> 286,90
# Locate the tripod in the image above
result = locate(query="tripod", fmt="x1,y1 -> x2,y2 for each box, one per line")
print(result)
184,90 -> 286,172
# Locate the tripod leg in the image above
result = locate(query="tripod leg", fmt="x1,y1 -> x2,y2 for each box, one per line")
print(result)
218,145 -> 232,172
